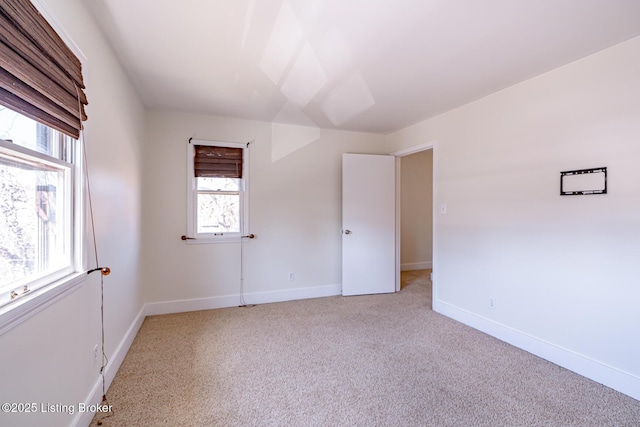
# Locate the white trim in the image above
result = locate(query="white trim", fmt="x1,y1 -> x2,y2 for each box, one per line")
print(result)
184,237 -> 245,245
0,273 -> 86,336
146,294 -> 239,316
394,158 -> 401,291
401,262 -> 432,271
433,298 -> 640,401
392,141 -> 436,157
73,305 -> 146,427
432,145 -> 439,295
145,284 -> 342,316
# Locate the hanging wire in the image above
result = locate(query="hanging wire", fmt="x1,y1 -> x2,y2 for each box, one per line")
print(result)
75,83 -> 113,424
82,136 -> 98,269
239,236 -> 249,306
239,141 -> 255,308
83,143 -> 111,401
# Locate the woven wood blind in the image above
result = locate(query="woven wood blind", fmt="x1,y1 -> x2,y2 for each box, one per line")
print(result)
194,145 -> 243,178
0,0 -> 88,139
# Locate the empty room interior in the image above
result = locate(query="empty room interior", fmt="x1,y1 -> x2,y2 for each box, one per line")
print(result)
1,0 -> 639,426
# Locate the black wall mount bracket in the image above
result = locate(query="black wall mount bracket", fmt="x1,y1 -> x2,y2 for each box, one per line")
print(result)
560,167 -> 607,196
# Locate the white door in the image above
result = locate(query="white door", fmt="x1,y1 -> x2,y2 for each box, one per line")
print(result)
342,153 -> 396,296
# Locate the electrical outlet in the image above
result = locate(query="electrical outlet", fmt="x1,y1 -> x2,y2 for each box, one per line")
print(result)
489,297 -> 496,309
288,272 -> 295,281
92,345 -> 99,366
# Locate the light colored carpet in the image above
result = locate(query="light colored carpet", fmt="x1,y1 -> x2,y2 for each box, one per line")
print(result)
92,271 -> 640,426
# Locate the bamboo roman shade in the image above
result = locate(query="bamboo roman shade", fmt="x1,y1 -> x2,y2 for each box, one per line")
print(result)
0,0 -> 88,139
194,145 -> 243,178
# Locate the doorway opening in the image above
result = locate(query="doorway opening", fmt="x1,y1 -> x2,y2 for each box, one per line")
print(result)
393,142 -> 436,306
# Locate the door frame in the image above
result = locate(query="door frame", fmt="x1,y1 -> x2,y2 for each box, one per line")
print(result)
391,141 -> 438,303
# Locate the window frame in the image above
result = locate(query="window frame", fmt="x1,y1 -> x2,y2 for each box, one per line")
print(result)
0,130 -> 85,334
0,136 -> 74,289
186,139 -> 249,244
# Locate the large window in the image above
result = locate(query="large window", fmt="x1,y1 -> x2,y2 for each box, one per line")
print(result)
0,108 -> 78,308
187,140 -> 249,243
0,0 -> 87,328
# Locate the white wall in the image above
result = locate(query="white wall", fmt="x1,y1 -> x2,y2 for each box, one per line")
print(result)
142,112 -> 388,311
0,0 -> 146,426
388,36 -> 640,399
400,150 -> 433,270
2,5 -> 637,425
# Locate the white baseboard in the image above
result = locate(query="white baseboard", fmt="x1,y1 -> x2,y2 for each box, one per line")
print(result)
401,261 -> 432,271
145,283 -> 342,316
145,294 -> 240,316
432,298 -> 640,401
73,305 -> 146,427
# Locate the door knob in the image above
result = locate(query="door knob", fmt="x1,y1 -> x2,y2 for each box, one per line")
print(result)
344,229 -> 352,234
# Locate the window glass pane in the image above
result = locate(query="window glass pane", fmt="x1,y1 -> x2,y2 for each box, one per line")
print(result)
197,177 -> 242,191
197,193 -> 240,233
0,153 -> 70,292
0,107 -> 71,162
0,107 -> 37,149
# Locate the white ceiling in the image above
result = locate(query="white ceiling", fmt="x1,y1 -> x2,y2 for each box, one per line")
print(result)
87,0 -> 640,134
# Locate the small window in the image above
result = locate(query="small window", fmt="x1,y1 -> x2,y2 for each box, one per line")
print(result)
187,140 -> 249,242
0,109 -> 78,308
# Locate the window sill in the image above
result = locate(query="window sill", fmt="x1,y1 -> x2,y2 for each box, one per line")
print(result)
0,272 -> 87,336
